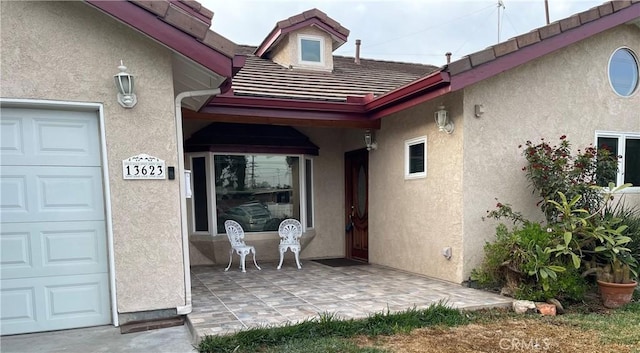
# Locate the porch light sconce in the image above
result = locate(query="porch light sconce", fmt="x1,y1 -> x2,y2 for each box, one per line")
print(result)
364,129 -> 378,151
474,104 -> 484,118
114,60 -> 137,108
434,105 -> 454,134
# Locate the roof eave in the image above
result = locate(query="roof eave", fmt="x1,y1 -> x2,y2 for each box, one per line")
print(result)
85,0 -> 237,78
365,70 -> 451,119
449,2 -> 640,91
195,96 -> 379,128
255,18 -> 348,58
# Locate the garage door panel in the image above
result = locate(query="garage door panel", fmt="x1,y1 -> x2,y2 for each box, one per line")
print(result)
1,221 -> 107,279
1,166 -> 104,223
0,286 -> 37,327
0,231 -> 33,271
0,108 -> 100,166
1,274 -> 110,335
0,175 -> 28,215
0,117 -> 24,157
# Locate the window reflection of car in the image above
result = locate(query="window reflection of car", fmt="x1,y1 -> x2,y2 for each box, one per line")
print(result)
222,203 -> 271,232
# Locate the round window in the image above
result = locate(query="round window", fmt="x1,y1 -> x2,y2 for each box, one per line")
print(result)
608,48 -> 639,97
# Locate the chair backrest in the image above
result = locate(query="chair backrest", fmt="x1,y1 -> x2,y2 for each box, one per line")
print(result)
224,220 -> 246,247
278,219 -> 302,245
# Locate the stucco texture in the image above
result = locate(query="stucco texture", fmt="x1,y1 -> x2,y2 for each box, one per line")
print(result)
1,2 -> 186,313
368,94 -> 465,283
461,24 -> 640,280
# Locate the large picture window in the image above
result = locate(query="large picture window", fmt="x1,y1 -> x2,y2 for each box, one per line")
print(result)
596,132 -> 640,189
213,154 -> 313,233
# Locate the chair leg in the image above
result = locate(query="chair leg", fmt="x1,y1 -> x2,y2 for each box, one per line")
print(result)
277,247 -> 285,270
239,251 -> 247,273
251,248 -> 261,270
293,248 -> 302,270
225,249 -> 233,272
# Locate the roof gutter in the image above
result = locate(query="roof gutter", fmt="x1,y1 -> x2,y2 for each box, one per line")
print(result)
365,70 -> 451,119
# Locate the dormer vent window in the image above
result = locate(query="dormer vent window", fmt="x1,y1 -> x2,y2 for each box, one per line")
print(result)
299,35 -> 324,65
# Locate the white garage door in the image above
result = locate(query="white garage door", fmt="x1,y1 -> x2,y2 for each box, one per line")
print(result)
1,107 -> 111,335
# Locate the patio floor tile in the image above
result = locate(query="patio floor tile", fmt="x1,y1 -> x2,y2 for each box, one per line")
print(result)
188,261 -> 512,341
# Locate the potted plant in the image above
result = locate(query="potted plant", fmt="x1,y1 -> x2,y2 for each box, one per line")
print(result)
580,184 -> 639,308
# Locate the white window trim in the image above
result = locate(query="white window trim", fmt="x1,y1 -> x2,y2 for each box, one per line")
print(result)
405,136 -> 427,179
595,131 -> 640,193
607,47 -> 639,98
187,153 -> 214,235
298,34 -> 324,66
304,157 -> 315,229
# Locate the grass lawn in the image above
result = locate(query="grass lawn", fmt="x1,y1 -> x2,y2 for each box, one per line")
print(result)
197,297 -> 640,353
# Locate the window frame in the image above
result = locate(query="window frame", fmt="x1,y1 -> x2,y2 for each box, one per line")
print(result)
595,131 -> 640,193
298,34 -> 324,66
187,153 -> 214,235
304,157 -> 314,228
607,47 -> 639,98
186,152 -> 315,235
404,136 -> 427,180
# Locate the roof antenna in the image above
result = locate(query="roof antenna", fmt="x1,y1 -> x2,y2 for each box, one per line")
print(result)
544,0 -> 550,25
497,0 -> 505,43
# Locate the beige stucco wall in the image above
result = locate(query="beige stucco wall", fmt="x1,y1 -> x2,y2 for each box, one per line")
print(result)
1,2 -> 186,313
270,27 -> 334,71
461,24 -> 640,280
368,93 -> 465,283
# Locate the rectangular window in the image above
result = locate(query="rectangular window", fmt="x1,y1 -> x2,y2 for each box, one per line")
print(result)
214,154 -> 304,233
299,35 -> 323,64
405,136 -> 427,179
305,158 -> 314,228
596,132 -> 640,189
192,157 -> 209,232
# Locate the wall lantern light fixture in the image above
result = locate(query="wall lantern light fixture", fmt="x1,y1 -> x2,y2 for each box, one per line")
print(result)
114,60 -> 137,108
434,105 -> 454,134
364,129 -> 378,151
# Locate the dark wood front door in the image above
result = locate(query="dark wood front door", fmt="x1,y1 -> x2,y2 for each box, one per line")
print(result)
345,149 -> 369,262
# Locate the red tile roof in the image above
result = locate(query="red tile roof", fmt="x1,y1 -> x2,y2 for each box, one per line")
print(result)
255,8 -> 350,58
231,46 -> 438,102
86,0 -> 240,77
201,1 -> 638,125
447,1 -> 639,78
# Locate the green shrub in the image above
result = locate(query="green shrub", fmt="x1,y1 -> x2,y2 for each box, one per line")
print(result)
514,267 -> 588,302
476,136 -> 631,300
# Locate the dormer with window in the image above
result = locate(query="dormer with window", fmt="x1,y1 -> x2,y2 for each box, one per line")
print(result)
254,9 -> 349,72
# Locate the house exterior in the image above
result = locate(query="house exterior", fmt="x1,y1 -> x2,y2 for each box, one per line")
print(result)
0,0 -> 241,335
186,2 -> 640,286
1,0 -> 638,337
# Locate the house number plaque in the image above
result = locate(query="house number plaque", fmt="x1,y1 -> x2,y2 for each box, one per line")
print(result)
122,154 -> 166,180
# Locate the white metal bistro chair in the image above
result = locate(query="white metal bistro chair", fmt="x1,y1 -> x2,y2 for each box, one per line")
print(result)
224,220 -> 261,273
277,218 -> 302,270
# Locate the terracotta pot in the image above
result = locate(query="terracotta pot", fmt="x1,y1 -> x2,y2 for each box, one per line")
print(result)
597,280 -> 638,309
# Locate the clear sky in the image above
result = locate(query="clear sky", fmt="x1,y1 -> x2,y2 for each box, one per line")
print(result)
201,0 -> 605,66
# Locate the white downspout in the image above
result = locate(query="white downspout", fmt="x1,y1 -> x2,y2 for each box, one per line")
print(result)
175,88 -> 221,315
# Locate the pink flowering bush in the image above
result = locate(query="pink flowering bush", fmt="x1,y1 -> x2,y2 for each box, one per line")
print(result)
521,136 -> 618,222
